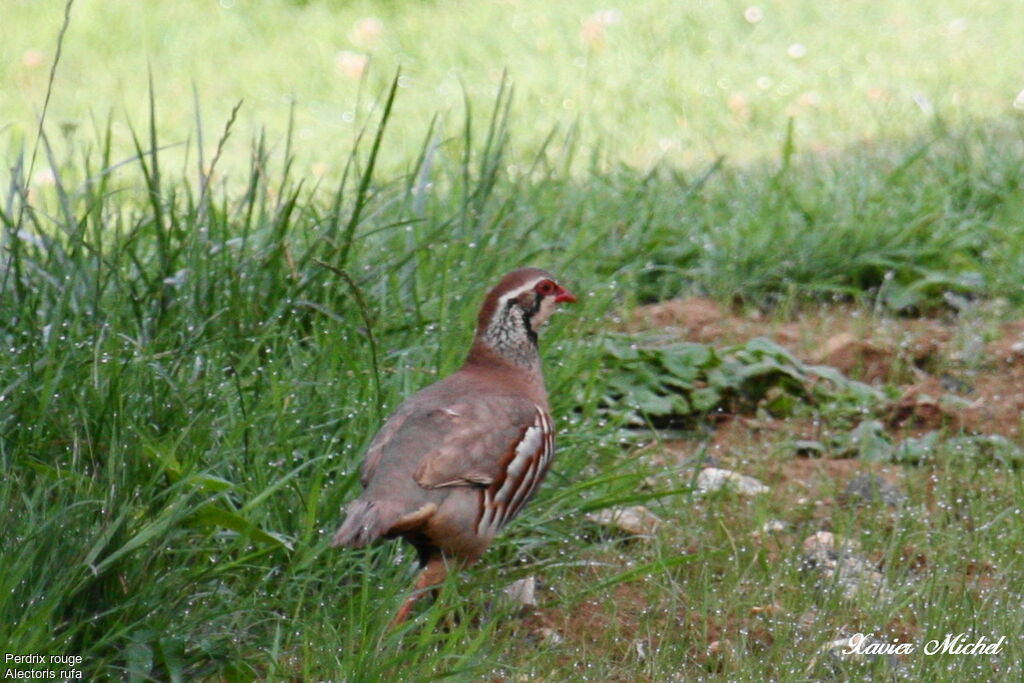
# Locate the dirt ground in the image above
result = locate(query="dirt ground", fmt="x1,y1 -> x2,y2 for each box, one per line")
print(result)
627,297 -> 1024,540
629,297 -> 1024,441
517,300 -> 1024,669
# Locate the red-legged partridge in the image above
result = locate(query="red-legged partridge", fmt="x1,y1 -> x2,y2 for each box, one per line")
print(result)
331,267 -> 576,624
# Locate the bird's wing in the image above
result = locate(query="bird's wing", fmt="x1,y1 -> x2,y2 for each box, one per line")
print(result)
413,395 -> 546,489
360,391 -> 544,490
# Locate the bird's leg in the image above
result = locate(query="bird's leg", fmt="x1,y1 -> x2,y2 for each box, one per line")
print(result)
390,554 -> 448,628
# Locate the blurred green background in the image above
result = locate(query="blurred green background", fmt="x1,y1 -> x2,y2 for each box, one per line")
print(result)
5,0 -> 1022,174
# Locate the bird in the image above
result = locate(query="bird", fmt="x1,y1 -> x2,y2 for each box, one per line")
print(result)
330,267 -> 577,625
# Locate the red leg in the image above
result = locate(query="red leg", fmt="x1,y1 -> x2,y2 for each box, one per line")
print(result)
390,554 -> 448,628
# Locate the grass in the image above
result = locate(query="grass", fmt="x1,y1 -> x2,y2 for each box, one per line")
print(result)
2,1 -> 1024,680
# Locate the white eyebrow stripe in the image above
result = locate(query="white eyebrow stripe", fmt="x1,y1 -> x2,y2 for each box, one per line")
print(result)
496,279 -> 546,306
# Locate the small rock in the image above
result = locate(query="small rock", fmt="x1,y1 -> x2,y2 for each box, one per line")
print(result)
585,505 -> 662,536
802,530 -> 842,558
842,473 -> 905,508
538,627 -> 563,645
761,519 -> 788,534
502,575 -> 537,608
696,467 -> 769,496
801,531 -> 886,599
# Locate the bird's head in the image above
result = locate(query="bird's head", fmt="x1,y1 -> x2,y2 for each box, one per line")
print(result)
472,267 -> 577,366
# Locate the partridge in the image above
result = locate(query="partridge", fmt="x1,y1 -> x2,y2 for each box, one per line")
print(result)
331,267 -> 577,624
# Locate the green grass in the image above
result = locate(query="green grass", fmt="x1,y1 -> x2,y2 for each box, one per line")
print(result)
2,1 -> 1024,680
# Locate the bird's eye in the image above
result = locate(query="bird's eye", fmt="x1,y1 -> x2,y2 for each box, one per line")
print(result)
535,280 -> 556,296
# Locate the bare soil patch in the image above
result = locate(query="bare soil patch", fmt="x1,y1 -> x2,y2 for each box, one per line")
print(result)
630,298 -> 1024,441
626,298 -> 1023,525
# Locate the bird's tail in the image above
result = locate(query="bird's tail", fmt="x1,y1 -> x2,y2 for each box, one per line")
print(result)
330,499 -> 386,548
330,499 -> 438,549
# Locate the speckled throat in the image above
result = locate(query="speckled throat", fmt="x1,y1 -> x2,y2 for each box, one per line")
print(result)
481,300 -> 540,368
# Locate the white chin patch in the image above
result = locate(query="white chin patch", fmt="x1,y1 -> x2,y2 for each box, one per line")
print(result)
530,296 -> 556,329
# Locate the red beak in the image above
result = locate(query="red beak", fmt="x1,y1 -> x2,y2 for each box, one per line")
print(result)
554,286 -> 577,304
